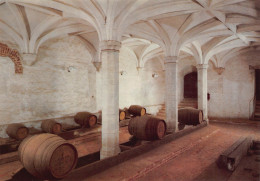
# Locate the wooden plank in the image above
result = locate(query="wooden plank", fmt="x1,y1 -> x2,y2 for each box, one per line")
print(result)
216,137 -> 252,171
221,137 -> 246,156
228,137 -> 252,171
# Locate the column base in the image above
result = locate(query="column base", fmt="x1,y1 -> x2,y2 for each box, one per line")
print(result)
166,127 -> 177,134
100,146 -> 121,159
205,118 -> 209,125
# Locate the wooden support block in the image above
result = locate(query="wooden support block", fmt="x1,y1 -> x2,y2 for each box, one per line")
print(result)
0,151 -> 18,165
252,140 -> 260,150
216,137 -> 252,171
0,140 -> 20,154
119,145 -> 132,151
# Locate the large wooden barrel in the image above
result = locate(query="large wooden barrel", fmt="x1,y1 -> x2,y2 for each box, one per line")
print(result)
6,123 -> 29,140
119,109 -> 126,121
128,105 -> 146,116
178,108 -> 203,125
18,133 -> 78,179
128,115 -> 166,141
41,120 -> 62,134
74,112 -> 97,127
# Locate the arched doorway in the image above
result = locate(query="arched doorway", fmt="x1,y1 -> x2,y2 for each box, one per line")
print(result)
184,72 -> 197,98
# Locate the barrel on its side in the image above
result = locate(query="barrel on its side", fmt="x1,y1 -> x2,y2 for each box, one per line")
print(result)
119,109 -> 126,121
6,123 -> 29,140
128,105 -> 146,116
128,115 -> 166,141
18,133 -> 78,179
74,112 -> 97,128
41,120 -> 62,134
178,108 -> 203,126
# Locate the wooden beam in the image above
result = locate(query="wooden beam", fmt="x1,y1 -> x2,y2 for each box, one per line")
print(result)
216,137 -> 252,171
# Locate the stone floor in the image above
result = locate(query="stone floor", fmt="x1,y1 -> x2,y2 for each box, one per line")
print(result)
64,121 -> 260,181
1,120 -> 260,181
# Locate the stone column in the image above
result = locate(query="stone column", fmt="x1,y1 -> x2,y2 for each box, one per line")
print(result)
100,40 -> 121,159
197,64 -> 208,121
164,56 -> 178,133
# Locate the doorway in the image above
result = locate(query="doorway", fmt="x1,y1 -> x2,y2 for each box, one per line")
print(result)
256,69 -> 260,101
184,72 -> 197,98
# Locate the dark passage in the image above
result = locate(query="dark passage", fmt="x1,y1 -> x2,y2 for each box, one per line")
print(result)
184,72 -> 197,98
256,69 -> 260,100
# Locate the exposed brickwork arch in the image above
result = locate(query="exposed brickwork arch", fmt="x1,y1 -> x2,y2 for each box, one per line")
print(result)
0,43 -> 23,74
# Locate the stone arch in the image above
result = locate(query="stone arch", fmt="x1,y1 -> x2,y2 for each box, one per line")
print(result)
0,43 -> 23,74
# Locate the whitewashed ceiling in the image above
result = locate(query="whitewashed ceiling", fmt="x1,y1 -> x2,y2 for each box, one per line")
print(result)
0,0 -> 259,68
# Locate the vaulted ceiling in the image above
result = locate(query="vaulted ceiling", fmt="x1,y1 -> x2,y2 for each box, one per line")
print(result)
0,0 -> 259,68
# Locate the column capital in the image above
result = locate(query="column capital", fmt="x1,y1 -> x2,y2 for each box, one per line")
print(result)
92,61 -> 102,72
22,53 -> 37,66
215,67 -> 225,75
100,40 -> 121,51
164,56 -> 178,64
196,64 -> 208,69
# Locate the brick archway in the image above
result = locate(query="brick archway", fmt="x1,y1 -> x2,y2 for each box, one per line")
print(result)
0,43 -> 23,74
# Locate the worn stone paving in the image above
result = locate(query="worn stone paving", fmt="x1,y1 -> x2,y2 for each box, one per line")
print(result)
1,122 -> 260,181
81,122 -> 260,181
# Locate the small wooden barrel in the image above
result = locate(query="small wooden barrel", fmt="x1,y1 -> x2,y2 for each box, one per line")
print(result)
119,109 -> 126,121
41,120 -> 62,134
128,105 -> 146,116
18,133 -> 78,179
6,123 -> 29,140
74,112 -> 97,127
128,115 -> 166,141
178,108 -> 203,126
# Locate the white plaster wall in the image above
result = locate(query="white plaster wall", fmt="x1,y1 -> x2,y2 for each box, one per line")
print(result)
175,54 -> 257,119
0,36 -> 97,135
119,47 -> 165,114
0,42 -> 166,137
208,54 -> 257,119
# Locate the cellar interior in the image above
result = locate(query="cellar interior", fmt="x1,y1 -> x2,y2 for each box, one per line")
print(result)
0,0 -> 260,180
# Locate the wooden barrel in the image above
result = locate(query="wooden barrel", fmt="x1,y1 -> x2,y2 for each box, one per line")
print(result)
128,105 -> 146,116
74,112 -> 97,127
94,110 -> 126,123
18,133 -> 78,179
123,108 -> 131,118
41,120 -> 62,134
119,109 -> 126,121
178,108 -> 203,126
128,115 -> 166,141
6,123 -> 29,140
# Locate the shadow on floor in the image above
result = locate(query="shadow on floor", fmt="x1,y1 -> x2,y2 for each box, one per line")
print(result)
193,162 -> 232,181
